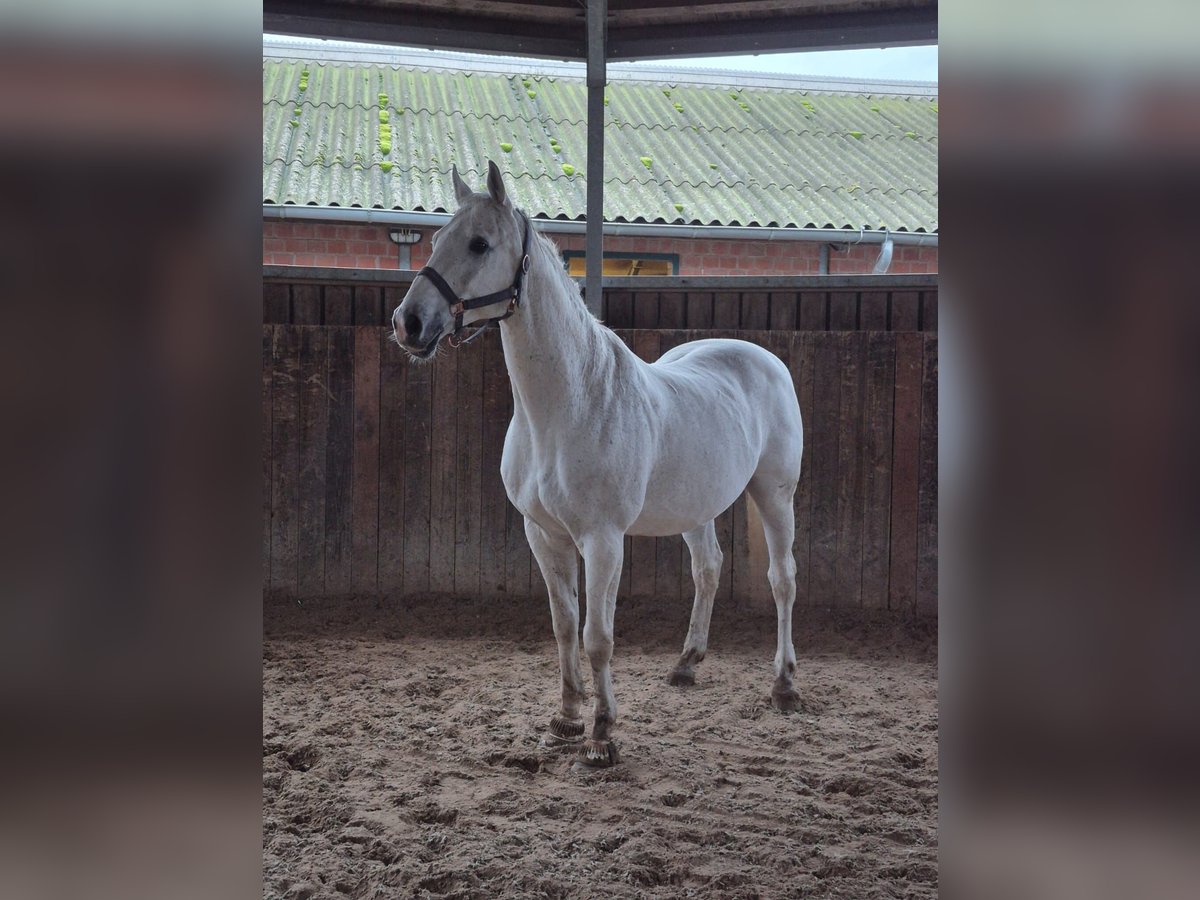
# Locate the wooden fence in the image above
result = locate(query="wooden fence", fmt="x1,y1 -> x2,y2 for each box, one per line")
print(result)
263,320 -> 937,616
264,267 -> 939,334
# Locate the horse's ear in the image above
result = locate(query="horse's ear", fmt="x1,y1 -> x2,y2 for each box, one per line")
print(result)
486,160 -> 510,208
451,165 -> 473,205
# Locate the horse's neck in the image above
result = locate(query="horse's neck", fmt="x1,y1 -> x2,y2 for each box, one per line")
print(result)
499,234 -> 613,424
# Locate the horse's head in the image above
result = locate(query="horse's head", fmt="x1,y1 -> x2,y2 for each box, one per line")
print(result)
392,161 -> 527,359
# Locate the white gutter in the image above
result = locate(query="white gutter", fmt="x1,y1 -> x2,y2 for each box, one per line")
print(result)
263,204 -> 938,247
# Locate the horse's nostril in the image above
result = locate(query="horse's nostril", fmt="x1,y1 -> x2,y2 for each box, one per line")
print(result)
404,313 -> 422,340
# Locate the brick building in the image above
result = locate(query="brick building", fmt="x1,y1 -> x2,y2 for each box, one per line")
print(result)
263,40 -> 938,276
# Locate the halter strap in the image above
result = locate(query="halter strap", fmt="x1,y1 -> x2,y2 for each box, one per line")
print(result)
416,211 -> 531,348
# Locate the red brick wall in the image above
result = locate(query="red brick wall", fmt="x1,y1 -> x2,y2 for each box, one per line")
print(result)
263,220 -> 938,275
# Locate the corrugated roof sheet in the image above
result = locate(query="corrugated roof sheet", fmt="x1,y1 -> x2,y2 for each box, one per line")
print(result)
263,59 -> 938,233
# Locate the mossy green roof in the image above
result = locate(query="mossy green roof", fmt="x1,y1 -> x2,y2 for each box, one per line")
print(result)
263,59 -> 937,233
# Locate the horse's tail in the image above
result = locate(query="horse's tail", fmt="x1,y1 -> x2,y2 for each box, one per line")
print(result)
744,492 -> 770,600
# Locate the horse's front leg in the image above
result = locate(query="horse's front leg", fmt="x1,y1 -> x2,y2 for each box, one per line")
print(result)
578,531 -> 624,767
525,518 -> 586,746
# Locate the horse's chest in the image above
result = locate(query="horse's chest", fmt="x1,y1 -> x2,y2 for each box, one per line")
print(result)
500,422 -> 613,530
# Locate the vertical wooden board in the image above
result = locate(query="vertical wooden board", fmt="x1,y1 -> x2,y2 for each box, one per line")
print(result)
799,292 -> 827,330
479,332 -> 510,595
808,334 -> 842,606
261,328 -> 273,593
351,329 -> 381,596
888,333 -> 923,612
789,332 -> 816,605
402,337 -> 433,595
730,495 -> 756,608
264,283 -> 290,324
354,285 -> 383,326
377,332 -> 407,596
618,535 -> 633,601
382,287 -> 405,331
270,326 -> 301,597
292,284 -> 321,325
658,291 -> 685,329
833,332 -> 868,607
860,333 -> 896,608
323,328 -> 355,595
453,345 -> 485,598
891,291 -> 919,332
684,291 -> 713,329
713,292 -> 741,329
629,331 -> 660,599
297,328 -> 329,597
920,291 -> 939,332
829,292 -> 858,331
740,291 -> 770,330
606,291 -> 633,329
714,503 -> 734,607
325,285 -> 353,325
769,292 -> 798,330
916,335 -> 939,615
859,291 -> 888,331
428,350 -> 459,594
633,291 -> 659,328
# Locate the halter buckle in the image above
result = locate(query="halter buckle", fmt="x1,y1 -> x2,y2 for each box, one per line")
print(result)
521,254 -> 530,274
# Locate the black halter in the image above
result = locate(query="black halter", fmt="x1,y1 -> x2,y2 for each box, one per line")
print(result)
416,212 -> 531,348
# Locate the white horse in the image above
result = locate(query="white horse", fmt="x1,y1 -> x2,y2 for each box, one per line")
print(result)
393,162 -> 804,768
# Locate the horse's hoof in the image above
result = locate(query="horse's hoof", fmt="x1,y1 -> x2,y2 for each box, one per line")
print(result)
667,667 -> 695,687
542,714 -> 584,747
577,739 -> 619,768
771,686 -> 803,713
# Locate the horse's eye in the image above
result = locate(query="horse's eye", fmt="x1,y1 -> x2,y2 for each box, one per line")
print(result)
469,237 -> 489,254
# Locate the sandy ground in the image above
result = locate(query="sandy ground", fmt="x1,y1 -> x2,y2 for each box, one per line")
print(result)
264,596 -> 937,899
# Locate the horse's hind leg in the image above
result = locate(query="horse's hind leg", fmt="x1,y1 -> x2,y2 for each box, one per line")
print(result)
747,476 -> 802,712
525,518 -> 586,747
668,521 -> 722,686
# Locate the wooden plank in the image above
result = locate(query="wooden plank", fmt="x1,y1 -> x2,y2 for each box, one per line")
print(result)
354,285 -> 383,326
479,331 -> 509,595
402,337 -> 433,595
383,287 -> 405,333
888,332 -> 923,612
269,326 -> 301,597
628,331 -> 660,600
324,285 -> 353,325
713,292 -> 741,329
262,328 -> 273,593
264,283 -> 290,324
829,292 -> 858,331
454,343 -> 485,598
633,291 -> 659,328
808,333 -> 842,606
789,332 -> 815,605
769,292 -> 798,330
920,291 -> 938,332
833,332 -> 868,607
323,327 -> 355,595
891,291 -> 919,332
799,291 -> 827,330
292,284 -> 321,325
657,291 -> 685,329
377,332 -> 407,597
351,328 -> 381,596
915,335 -> 939,615
740,291 -> 770,330
297,327 -> 329,596
605,290 -> 633,329
429,348 -> 459,594
859,291 -> 888,331
708,328 -> 739,609
684,291 -> 713,329
860,332 -> 896,608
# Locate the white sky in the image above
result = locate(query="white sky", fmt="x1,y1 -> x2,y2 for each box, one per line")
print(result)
626,46 -> 938,82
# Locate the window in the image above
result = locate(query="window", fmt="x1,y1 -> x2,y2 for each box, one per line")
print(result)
563,251 -> 678,277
